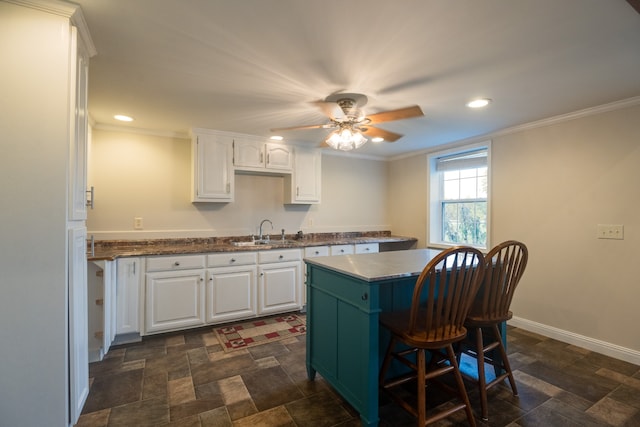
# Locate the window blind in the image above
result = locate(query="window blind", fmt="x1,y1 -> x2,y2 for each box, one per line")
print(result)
435,148 -> 487,172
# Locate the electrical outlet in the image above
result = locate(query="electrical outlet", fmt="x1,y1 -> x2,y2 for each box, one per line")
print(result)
134,217 -> 143,230
597,224 -> 623,240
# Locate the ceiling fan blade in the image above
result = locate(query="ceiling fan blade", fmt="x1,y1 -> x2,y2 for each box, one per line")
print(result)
311,100 -> 344,120
366,105 -> 424,125
360,126 -> 403,142
627,0 -> 640,14
270,123 -> 333,132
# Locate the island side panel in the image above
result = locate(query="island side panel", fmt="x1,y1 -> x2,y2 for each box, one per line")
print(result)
306,263 -> 381,427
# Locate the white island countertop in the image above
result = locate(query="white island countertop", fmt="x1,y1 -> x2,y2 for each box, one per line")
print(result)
304,249 -> 444,282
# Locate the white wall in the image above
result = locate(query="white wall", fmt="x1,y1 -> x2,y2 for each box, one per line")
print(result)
87,129 -> 390,239
389,102 -> 640,361
0,3 -> 72,425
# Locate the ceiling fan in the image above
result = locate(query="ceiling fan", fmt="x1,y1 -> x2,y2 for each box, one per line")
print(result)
270,93 -> 424,151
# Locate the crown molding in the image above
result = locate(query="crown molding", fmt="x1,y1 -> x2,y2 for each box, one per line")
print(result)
93,123 -> 190,140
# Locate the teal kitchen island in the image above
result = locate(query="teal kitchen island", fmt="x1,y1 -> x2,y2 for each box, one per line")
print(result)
305,249 -> 443,426
304,249 -> 503,426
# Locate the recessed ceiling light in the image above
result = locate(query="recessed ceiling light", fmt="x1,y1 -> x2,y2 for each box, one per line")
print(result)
114,114 -> 134,122
270,135 -> 283,141
371,137 -> 384,143
466,98 -> 491,109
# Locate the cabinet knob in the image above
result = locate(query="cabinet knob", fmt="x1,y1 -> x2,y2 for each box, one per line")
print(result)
315,251 -> 319,255
230,258 -> 236,263
340,249 -> 344,253
361,293 -> 368,301
279,255 -> 284,259
174,261 -> 180,266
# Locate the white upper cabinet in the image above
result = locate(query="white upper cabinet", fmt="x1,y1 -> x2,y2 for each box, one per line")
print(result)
285,146 -> 321,204
191,129 -> 234,202
69,27 -> 91,220
233,136 -> 292,173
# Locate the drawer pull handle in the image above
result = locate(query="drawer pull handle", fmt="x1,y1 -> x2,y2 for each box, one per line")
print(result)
362,293 -> 368,301
174,262 -> 180,266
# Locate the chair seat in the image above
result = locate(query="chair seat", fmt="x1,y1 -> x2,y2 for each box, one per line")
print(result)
380,310 -> 467,349
465,310 -> 513,327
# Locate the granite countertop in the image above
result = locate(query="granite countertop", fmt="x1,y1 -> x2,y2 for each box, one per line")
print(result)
87,231 -> 417,261
304,248 -> 443,282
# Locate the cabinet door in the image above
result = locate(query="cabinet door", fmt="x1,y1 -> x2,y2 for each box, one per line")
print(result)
116,258 -> 141,335
68,225 -> 89,423
192,133 -> 234,202
69,31 -> 89,220
146,270 -> 205,333
206,265 -> 257,323
233,137 -> 264,168
265,142 -> 292,170
258,261 -> 301,315
288,147 -> 321,204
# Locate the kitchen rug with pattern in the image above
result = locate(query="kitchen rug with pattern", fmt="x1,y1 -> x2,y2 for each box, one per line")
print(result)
214,313 -> 306,352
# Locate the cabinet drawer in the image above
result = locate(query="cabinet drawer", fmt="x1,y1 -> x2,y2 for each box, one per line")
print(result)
330,245 -> 354,256
304,246 -> 330,258
207,252 -> 257,267
146,255 -> 206,272
259,249 -> 302,264
355,243 -> 379,254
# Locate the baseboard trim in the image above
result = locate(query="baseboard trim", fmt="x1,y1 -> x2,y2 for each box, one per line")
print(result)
509,316 -> 640,366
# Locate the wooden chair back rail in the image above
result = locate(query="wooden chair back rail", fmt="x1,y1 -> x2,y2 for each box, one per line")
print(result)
408,251 -> 484,340
475,241 -> 528,320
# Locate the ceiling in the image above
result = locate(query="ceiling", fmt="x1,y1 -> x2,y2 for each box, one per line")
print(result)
76,0 -> 640,158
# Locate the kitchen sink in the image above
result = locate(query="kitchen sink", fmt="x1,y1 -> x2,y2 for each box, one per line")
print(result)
231,240 -> 297,247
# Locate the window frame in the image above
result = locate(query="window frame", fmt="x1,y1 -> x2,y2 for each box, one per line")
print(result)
427,141 -> 491,250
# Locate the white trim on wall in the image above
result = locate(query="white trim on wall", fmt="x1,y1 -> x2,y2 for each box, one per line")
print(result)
509,316 -> 640,366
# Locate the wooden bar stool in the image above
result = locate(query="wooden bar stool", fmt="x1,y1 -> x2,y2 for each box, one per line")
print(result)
460,240 -> 528,421
379,246 -> 485,427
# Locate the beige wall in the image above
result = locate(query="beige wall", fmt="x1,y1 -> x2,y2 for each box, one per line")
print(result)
389,103 -> 640,359
87,130 -> 390,239
89,102 -> 640,360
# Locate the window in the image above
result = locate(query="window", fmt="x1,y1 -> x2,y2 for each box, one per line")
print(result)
428,143 -> 490,249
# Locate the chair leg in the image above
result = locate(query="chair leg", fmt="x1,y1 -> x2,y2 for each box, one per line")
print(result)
417,348 -> 426,427
447,345 -> 476,427
492,324 -> 518,396
379,336 -> 397,386
475,327 -> 489,421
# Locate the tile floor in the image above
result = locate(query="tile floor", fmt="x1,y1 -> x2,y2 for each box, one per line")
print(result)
75,318 -> 640,427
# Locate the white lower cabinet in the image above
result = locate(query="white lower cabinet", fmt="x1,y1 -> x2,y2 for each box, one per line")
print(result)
258,249 -> 303,315
206,265 -> 257,323
145,269 -> 206,334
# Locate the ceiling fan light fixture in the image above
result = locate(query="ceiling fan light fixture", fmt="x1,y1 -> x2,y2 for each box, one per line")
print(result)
371,137 -> 384,143
466,98 -> 491,108
325,128 -> 368,151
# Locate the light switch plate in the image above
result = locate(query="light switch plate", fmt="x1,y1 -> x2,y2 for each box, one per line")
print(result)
134,217 -> 143,230
597,224 -> 624,240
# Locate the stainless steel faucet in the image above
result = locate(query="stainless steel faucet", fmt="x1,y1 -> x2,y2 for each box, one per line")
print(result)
258,219 -> 273,241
